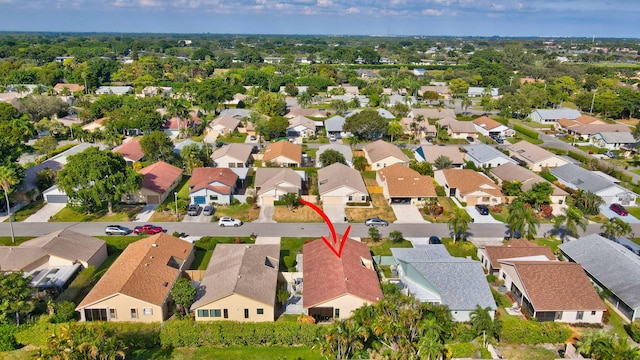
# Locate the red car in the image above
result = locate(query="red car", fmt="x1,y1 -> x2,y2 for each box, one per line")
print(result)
133,224 -> 163,235
609,203 -> 629,216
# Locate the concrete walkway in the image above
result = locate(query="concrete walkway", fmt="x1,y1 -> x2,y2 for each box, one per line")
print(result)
23,203 -> 66,222
133,204 -> 158,222
254,236 -> 280,244
255,205 -> 276,223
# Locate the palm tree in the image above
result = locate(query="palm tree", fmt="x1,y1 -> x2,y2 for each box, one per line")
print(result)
353,156 -> 368,172
600,217 -> 632,240
553,206 -> 588,241
297,91 -> 312,108
433,155 -> 453,170
167,98 -> 191,139
448,208 -> 471,243
387,120 -> 403,143
461,96 -> 473,112
470,305 -> 501,344
0,166 -> 18,243
506,200 -> 539,240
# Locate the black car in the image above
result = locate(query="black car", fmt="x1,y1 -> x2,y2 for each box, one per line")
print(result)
428,236 -> 441,244
475,204 -> 489,215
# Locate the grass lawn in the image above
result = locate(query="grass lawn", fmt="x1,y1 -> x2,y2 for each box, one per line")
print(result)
11,199 -> 46,222
577,145 -> 604,154
603,304 -> 629,339
534,237 -> 562,253
511,133 -> 543,145
214,203 -> 260,223
626,207 -> 640,220
422,197 -> 458,223
441,237 -> 478,259
217,132 -> 247,143
273,204 -> 325,222
280,237 -> 316,271
498,346 -> 558,360
0,236 -> 34,246
191,249 -> 213,270
276,314 -> 300,322
490,206 -> 509,223
365,238 -> 413,256
345,193 -> 397,223
149,176 -> 192,222
127,346 -> 323,360
361,170 -> 376,180
50,205 -> 143,222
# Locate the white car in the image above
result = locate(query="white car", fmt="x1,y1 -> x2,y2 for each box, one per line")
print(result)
218,217 -> 243,227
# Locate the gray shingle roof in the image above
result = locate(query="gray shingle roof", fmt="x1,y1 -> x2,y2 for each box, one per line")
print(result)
531,109 -> 581,120
550,163 -> 617,193
316,144 -> 353,166
594,132 -> 637,144
463,144 -> 514,164
559,234 -> 640,310
324,116 -> 346,132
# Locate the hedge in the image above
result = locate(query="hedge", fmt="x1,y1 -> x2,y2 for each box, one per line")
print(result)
0,324 -> 19,351
501,316 -> 571,345
513,124 -> 539,139
627,321 -> 640,343
568,150 -> 590,164
540,171 -> 558,183
160,320 -> 321,348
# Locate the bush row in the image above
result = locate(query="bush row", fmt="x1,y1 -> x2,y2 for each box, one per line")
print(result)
160,320 -> 321,348
627,321 -> 640,343
501,316 -> 572,345
513,124 -> 539,139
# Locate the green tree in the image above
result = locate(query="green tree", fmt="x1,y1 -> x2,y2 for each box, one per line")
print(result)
171,278 -> 196,319
448,208 -> 471,243
254,91 -> 286,117
387,120 -> 403,143
410,160 -> 434,176
506,200 -> 539,240
282,192 -> 300,211
448,78 -> 470,98
297,91 -> 312,108
353,156 -> 368,172
600,217 -> 632,240
56,147 -> 142,214
259,116 -> 289,141
433,155 -> 453,170
0,166 -> 18,243
554,206 -> 588,240
368,226 -> 381,242
470,305 -> 501,343
180,143 -> 209,174
573,190 -> 605,216
39,323 -> 126,360
0,272 -> 35,325
35,167 -> 56,192
343,109 -> 388,140
140,130 -> 175,163
519,182 -> 553,210
167,98 -> 191,139
319,318 -> 368,359
389,230 -> 404,243
501,180 -> 522,196
33,135 -> 58,155
319,149 -> 346,166
284,83 -> 298,96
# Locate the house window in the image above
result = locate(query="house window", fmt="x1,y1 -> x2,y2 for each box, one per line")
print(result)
361,196 -> 366,202
591,311 -> 596,316
257,308 -> 264,315
376,163 -> 380,168
209,195 -> 218,201
502,273 -> 506,280
559,199 -> 563,205
348,195 -> 353,201
197,309 -> 209,317
130,308 -> 138,319
576,311 -> 584,320
211,309 -> 221,317
334,308 -> 340,319
223,309 -> 228,319
109,308 -> 117,319
244,309 -> 249,319
143,308 -> 153,315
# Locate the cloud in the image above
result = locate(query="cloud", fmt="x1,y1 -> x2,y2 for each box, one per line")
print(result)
345,6 -> 359,14
421,8 -> 443,15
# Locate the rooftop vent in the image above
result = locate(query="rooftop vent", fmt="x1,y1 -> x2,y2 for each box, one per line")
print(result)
152,243 -> 158,247
163,281 -> 169,287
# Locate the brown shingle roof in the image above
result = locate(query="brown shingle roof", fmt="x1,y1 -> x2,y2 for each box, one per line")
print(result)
503,261 -> 605,311
490,163 -> 568,196
286,108 -> 327,118
303,237 -> 383,308
473,116 -> 504,131
363,140 -> 409,163
112,138 -> 144,162
77,233 -> 193,309
318,163 -> 368,195
53,83 -> 85,93
254,168 -> 303,195
211,143 -> 254,164
138,161 -> 183,195
417,145 -> 465,165
440,169 -> 502,197
507,141 -> 560,164
571,123 -> 631,136
288,115 -> 316,130
189,167 -> 238,195
210,115 -> 241,131
410,108 -> 456,119
378,164 -> 436,198
479,239 -> 556,270
263,140 -> 302,164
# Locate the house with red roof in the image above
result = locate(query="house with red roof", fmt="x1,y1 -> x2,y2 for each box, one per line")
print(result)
124,161 -> 183,204
112,138 -> 145,165
303,237 -> 382,322
189,167 -> 239,205
163,112 -> 201,138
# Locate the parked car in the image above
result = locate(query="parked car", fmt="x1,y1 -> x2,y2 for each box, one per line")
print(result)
202,205 -> 214,216
187,203 -> 201,216
133,224 -> 163,235
329,134 -> 336,141
466,136 -> 475,142
475,204 -> 489,215
609,203 -> 629,216
605,150 -> 617,159
365,217 -> 389,226
249,135 -> 257,141
104,225 -> 131,236
428,236 -> 441,244
218,217 -> 243,227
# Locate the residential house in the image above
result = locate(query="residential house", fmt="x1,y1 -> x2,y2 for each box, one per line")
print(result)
285,108 -> 327,118
468,87 -> 499,98
363,140 -> 410,171
506,141 -> 568,172
476,239 -> 556,276
463,144 -> 516,168
346,108 -> 395,120
324,115 -> 348,139
112,138 -> 145,165
327,85 -> 359,95
189,167 -> 238,205
211,143 -> 254,168
316,143 -> 353,168
287,116 -> 316,138
568,123 -> 631,141
400,117 -> 437,139
95,86 -> 133,95
76,233 -> 195,322
550,163 -> 637,205
262,140 -> 302,167
408,108 -> 456,120
173,139 -> 202,155
355,69 -> 379,80
219,108 -> 253,119
555,114 -> 605,131
490,163 -> 569,214
529,109 -> 581,123
254,168 -> 304,206
164,112 -> 200,139
414,145 -> 465,168
590,132 -> 637,150
303,237 -> 382,322
82,117 -> 106,133
0,229 -> 107,292
318,163 -> 368,205
437,118 -> 478,139
53,83 -> 85,94
388,94 -> 417,106
191,244 -> 280,322
124,161 -> 183,204
418,86 -> 451,99
140,86 -> 172,97
223,93 -> 249,106
559,234 -> 640,321
434,169 -> 503,206
498,260 -> 605,324
472,116 -> 513,138
391,246 -> 496,322
377,164 -> 436,205
208,115 -> 242,138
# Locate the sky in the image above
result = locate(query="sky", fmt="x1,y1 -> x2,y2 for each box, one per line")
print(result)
0,0 -> 638,38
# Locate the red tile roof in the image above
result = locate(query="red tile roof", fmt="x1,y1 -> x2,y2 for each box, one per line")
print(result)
189,167 -> 238,195
138,161 -> 183,195
303,237 -> 383,309
112,138 -> 145,162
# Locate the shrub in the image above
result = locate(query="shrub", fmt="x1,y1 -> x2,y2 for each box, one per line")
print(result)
51,301 -> 77,323
283,255 -> 297,269
297,315 -> 316,324
479,347 -> 493,359
0,324 -> 19,351
389,230 -> 404,243
540,170 -> 558,182
368,227 -> 381,242
513,124 -> 539,139
501,316 -> 571,344
568,150 -> 590,164
435,185 -> 446,197
626,321 -> 640,343
447,342 -> 476,357
246,196 -> 254,205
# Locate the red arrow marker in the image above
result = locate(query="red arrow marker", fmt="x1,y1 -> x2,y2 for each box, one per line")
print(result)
299,198 -> 351,258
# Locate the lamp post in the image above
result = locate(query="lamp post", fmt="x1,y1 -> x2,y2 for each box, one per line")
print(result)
590,88 -> 598,115
174,192 -> 178,218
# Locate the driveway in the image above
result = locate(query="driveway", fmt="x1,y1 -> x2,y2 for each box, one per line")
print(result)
255,236 -> 280,244
255,205 -> 276,223
392,204 -> 428,223
23,203 -> 66,222
133,204 -> 158,222
599,205 -> 640,224
323,204 -> 346,223
466,206 -> 503,224
182,211 -> 213,223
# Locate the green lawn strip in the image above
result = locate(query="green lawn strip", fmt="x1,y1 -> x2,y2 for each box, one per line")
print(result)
626,207 -> 640,221
191,249 -> 213,270
0,236 -> 34,246
11,199 -> 46,222
276,314 -> 300,322
361,170 -> 376,179
511,133 -> 543,145
441,238 -> 478,259
604,304 -> 629,339
491,287 -> 512,308
50,206 -> 142,222
213,203 -> 256,222
534,238 -> 562,253
499,346 -> 558,360
280,237 -> 316,271
217,132 -> 247,143
367,238 -> 413,256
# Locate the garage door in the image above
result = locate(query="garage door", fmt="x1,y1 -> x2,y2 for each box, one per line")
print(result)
322,196 -> 344,205
45,194 -> 68,203
146,195 -> 160,204
194,196 -> 206,205
391,197 -> 411,204
261,196 -> 275,205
